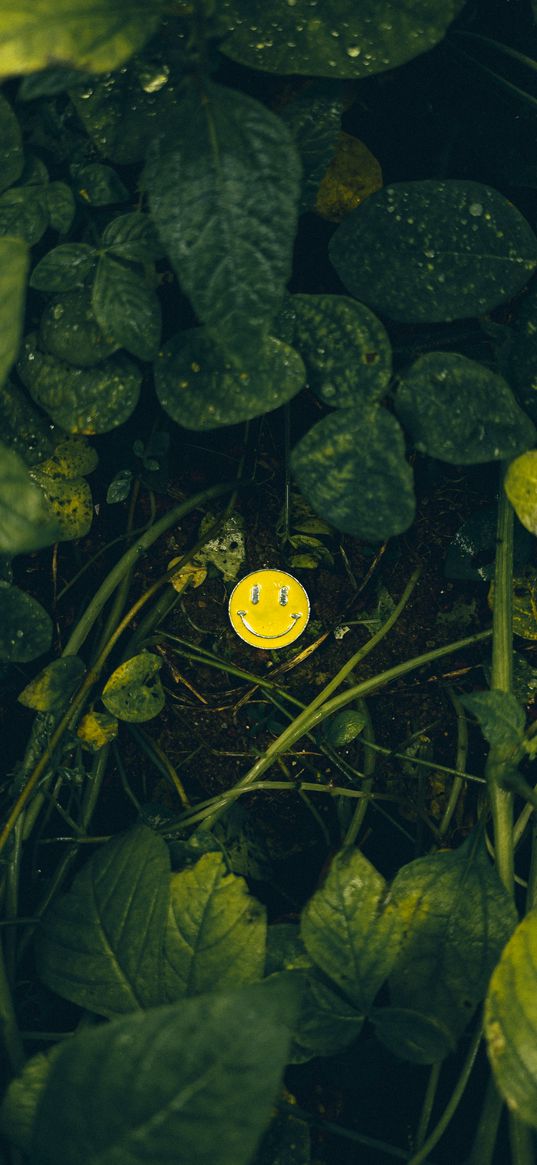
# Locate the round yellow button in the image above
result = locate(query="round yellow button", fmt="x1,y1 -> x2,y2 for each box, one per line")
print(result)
228,569 -> 310,649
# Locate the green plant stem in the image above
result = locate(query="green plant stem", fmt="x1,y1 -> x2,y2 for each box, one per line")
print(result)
509,1114 -> 536,1165
466,1076 -> 504,1165
343,697 -> 375,846
0,938 -> 24,1073
197,627 -> 492,832
175,778 -> 382,829
439,687 -> 469,838
487,484 -> 514,896
415,1061 -> 441,1149
407,1021 -> 482,1165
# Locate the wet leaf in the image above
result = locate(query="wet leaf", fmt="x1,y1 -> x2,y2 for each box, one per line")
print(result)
0,237 -> 28,387
485,909 -> 537,1127
30,243 -> 97,293
155,329 -> 305,430
69,62 -> 178,166
106,468 -> 132,504
36,826 -> 170,1015
102,651 -> 165,722
72,161 -> 128,206
77,709 -> 118,751
0,582 -> 52,662
17,333 -> 141,434
163,852 -> 266,1000
92,254 -> 161,360
102,212 -> 165,262
18,656 -> 85,711
301,848 -> 404,1013
0,380 -> 54,466
291,406 -> 415,541
505,451 -> 537,535
329,181 -> 537,323
220,0 -> 465,79
315,132 -> 382,222
146,81 -> 301,356
0,1 -> 161,78
30,467 -> 93,541
286,294 -> 391,407
278,80 -> 343,213
0,92 -> 23,193
0,442 -> 59,554
395,352 -> 535,464
40,290 -> 119,367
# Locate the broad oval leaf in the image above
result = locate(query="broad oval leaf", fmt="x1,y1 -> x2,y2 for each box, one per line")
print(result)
291,406 -> 415,541
386,833 -> 518,1062
30,467 -> 93,541
17,334 -> 141,434
0,1 -> 161,79
485,909 -> 537,1128
38,434 -> 98,479
145,81 -> 301,355
163,852 -> 266,1000
155,329 -> 305,430
395,352 -> 535,464
329,181 -> 537,323
102,212 -> 165,262
301,847 -> 404,1012
0,236 -> 28,387
71,161 -> 128,206
36,825 -> 170,1016
101,652 -> 165,722
92,254 -> 161,360
219,0 -> 465,79
324,708 -> 366,748
40,290 -> 118,367
287,293 -> 391,406
0,442 -> 59,554
0,93 -> 23,193
505,451 -> 537,536
371,1007 -> 453,1066
69,63 -> 179,166
30,244 -> 97,293
31,985 -> 296,1165
0,582 -> 52,662
18,655 -> 85,712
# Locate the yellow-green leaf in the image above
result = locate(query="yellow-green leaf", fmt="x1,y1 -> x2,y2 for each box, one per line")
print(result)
0,237 -> 28,388
30,468 -> 93,541
77,710 -> 118,751
102,651 -> 164,722
505,451 -> 537,536
18,656 -> 85,711
485,910 -> 537,1127
315,132 -> 382,223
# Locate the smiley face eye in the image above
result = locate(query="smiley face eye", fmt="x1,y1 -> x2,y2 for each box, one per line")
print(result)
279,586 -> 289,606
251,584 -> 260,605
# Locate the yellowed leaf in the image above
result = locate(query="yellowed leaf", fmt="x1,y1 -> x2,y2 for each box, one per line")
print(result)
38,435 -> 98,480
315,131 -> 382,223
30,468 -> 93,541
77,710 -> 118,751
167,556 -> 207,593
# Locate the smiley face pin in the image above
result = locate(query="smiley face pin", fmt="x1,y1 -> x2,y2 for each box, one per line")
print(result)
228,569 -> 310,649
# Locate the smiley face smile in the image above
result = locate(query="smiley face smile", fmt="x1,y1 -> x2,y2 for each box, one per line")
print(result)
228,569 -> 310,649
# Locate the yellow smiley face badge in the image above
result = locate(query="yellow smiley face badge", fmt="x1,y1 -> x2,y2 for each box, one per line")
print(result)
229,569 -> 310,649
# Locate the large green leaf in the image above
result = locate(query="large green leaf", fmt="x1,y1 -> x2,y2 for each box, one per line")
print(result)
301,848 -> 404,1012
0,92 -> 23,193
329,181 -> 537,323
39,290 -> 118,367
101,652 -> 165,722
30,244 -> 97,293
31,983 -> 297,1165
219,0 -> 465,79
17,334 -> 141,434
286,294 -> 392,407
395,352 -> 536,464
507,277 -> 537,421
163,852 -> 266,999
278,81 -> 343,213
92,254 -> 161,360
485,909 -> 537,1128
0,582 -> 52,662
291,406 -> 415,541
0,237 -> 28,387
36,826 -> 170,1016
0,442 -> 59,554
155,329 -> 305,430
384,834 -> 518,1062
69,60 -> 180,165
0,1 -> 162,79
145,81 -> 301,355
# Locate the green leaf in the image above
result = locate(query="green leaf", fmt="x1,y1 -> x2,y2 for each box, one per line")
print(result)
324,708 -> 366,748
0,582 -> 52,662
0,186 -> 48,244
485,909 -> 537,1128
300,847 -> 404,1012
92,254 -> 161,360
286,294 -> 392,407
155,329 -> 305,430
0,442 -> 59,554
371,1008 -> 453,1066
0,380 -> 54,466
219,0 -> 465,79
386,834 -> 518,1062
0,92 -> 23,193
0,1049 -> 59,1153
107,468 -> 132,503
72,161 -> 128,206
163,852 -> 266,1000
278,81 -> 343,213
0,237 -> 28,387
30,467 -> 94,541
31,985 -> 296,1165
101,652 -> 165,722
0,1 -> 162,79
17,334 -> 141,434
292,970 -> 364,1062
291,406 -> 415,541
40,289 -> 119,367
461,691 -> 526,749
395,352 -> 535,464
329,181 -> 537,323
30,243 -> 97,292
505,451 -> 537,536
18,656 -> 85,711
102,212 -> 165,262
69,57 -> 180,165
508,278 -> 537,421
45,181 -> 75,232
36,825 -> 170,1016
145,80 -> 301,355
38,434 -> 98,478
